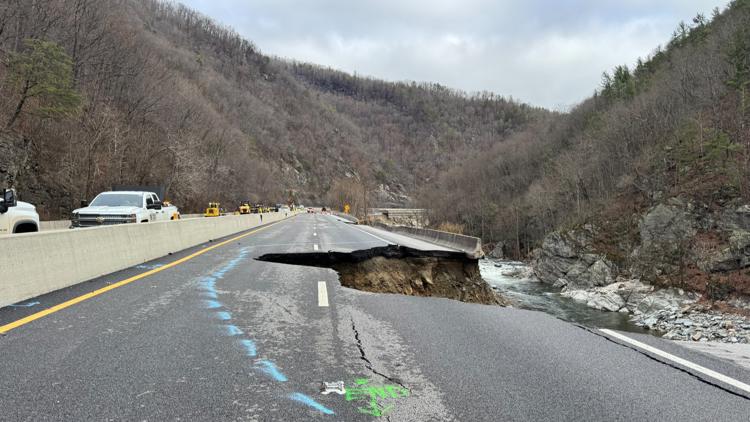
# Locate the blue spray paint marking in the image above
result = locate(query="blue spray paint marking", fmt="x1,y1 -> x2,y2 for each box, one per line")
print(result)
198,248 -> 334,415
9,301 -> 40,308
256,360 -> 288,382
239,339 -> 257,357
202,290 -> 218,300
204,300 -> 222,309
224,324 -> 243,336
290,393 -> 335,415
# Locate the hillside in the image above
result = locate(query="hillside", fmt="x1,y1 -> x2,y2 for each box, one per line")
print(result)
0,0 -> 541,218
1,0 -> 748,302
422,0 -> 750,302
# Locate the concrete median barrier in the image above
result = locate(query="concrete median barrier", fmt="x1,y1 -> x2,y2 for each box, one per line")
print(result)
371,222 -> 483,259
331,212 -> 359,224
0,212 -> 295,309
39,220 -> 71,231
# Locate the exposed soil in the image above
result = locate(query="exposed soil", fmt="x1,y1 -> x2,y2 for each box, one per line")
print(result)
257,245 -> 507,306
336,256 -> 504,305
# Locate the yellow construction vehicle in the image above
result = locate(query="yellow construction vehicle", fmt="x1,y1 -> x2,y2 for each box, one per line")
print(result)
205,202 -> 220,217
238,202 -> 251,214
163,201 -> 181,220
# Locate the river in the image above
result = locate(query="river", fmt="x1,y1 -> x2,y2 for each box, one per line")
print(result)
480,259 -> 652,335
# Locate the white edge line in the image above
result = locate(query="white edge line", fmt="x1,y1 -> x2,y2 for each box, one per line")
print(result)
349,224 -> 394,245
599,329 -> 750,395
317,281 -> 329,307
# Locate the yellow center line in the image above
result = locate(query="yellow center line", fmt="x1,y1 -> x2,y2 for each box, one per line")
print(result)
0,220 -> 285,334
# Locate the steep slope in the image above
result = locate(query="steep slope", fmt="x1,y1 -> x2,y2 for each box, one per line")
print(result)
0,0 -> 540,218
425,0 -> 750,302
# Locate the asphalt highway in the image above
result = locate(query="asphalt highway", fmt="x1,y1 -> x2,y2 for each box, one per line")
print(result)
0,214 -> 748,420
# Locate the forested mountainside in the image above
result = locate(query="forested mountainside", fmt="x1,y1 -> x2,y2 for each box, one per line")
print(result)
0,0 -> 541,218
425,0 -> 750,298
1,0 -> 748,297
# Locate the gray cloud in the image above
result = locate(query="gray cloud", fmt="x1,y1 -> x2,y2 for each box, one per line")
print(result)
180,0 -> 728,109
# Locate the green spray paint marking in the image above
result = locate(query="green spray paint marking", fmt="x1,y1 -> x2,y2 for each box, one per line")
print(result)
344,378 -> 410,417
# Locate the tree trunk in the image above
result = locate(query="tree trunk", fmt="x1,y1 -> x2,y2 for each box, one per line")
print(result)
6,80 -> 30,129
514,207 -> 521,259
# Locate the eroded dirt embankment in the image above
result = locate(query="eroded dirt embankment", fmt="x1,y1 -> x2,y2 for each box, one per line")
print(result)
257,245 -> 507,306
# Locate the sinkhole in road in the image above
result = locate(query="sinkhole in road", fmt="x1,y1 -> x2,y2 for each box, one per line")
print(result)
256,245 -> 508,305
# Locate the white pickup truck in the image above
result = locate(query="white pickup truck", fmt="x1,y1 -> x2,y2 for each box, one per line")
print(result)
0,188 -> 40,235
70,190 -> 180,228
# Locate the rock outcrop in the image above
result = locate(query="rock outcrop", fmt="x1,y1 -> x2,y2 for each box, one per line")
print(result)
631,199 -> 698,281
630,198 -> 750,287
699,230 -> 750,272
532,227 -> 616,288
532,197 -> 750,299
487,242 -> 505,259
639,200 -> 697,248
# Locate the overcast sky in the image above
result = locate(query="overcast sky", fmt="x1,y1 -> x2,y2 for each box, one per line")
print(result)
179,0 -> 729,109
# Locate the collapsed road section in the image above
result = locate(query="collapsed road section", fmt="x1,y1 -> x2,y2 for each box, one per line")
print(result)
257,245 -> 508,305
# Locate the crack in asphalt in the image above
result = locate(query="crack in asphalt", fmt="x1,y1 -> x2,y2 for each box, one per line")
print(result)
575,324 -> 750,401
350,318 -> 409,391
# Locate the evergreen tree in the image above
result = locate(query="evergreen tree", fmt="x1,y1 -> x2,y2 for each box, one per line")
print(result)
726,28 -> 750,116
5,38 -> 81,129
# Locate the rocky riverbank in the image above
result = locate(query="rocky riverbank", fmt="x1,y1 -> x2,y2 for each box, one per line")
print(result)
527,197 -> 750,344
634,301 -> 750,343
560,280 -> 750,343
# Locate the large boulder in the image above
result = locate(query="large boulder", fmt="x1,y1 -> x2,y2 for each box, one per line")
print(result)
562,280 -> 650,312
488,242 -> 505,259
639,200 -> 697,250
699,230 -> 750,272
533,228 -> 617,288
631,199 -> 698,281
562,279 -> 696,314
562,288 -> 626,312
717,205 -> 750,232
632,198 -> 750,278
